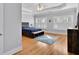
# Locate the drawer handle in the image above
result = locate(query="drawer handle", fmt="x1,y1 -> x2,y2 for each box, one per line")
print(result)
0,33 -> 2,36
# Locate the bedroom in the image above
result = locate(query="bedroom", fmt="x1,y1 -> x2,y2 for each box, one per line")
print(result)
16,3 -> 78,55
0,3 -> 79,55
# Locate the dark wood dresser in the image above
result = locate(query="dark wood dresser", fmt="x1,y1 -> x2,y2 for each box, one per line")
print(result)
67,29 -> 79,54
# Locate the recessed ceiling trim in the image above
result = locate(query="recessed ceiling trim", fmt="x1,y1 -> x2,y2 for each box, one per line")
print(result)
22,7 -> 32,12
22,3 -> 66,13
40,3 -> 66,11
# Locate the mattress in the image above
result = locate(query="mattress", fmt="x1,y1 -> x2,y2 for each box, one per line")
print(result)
22,27 -> 42,35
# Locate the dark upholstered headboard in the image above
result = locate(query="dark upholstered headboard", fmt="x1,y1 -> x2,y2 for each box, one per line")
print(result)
22,22 -> 29,28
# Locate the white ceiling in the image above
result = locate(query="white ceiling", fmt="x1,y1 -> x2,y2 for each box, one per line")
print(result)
22,3 -> 78,15
22,3 -> 64,12
22,3 -> 63,12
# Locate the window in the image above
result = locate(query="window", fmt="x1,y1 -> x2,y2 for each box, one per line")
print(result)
35,17 -> 47,29
35,15 -> 74,31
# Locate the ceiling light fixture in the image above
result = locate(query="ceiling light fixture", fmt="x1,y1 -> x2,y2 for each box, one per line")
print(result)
37,3 -> 44,11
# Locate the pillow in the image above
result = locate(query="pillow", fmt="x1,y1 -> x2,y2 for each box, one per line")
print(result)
22,22 -> 29,28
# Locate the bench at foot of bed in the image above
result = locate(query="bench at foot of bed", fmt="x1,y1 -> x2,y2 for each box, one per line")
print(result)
32,31 -> 44,38
22,31 -> 44,38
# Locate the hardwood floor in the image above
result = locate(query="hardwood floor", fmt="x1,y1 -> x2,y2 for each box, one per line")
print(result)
15,32 -> 68,55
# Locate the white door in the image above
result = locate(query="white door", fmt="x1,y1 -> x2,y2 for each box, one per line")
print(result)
4,4 -> 22,54
0,4 -> 3,54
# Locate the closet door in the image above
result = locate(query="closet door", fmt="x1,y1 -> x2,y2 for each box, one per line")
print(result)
0,4 -> 3,54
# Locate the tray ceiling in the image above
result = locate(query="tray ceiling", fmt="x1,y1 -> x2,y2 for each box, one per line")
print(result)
22,3 -> 65,12
22,3 -> 78,15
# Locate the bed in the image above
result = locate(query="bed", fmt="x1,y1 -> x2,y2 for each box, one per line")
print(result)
22,22 -> 44,38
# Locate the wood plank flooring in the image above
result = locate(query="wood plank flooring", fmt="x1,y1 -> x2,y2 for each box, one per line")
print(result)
15,32 -> 68,55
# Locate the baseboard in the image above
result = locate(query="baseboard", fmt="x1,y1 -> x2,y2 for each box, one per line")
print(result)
45,31 -> 67,36
2,46 -> 22,55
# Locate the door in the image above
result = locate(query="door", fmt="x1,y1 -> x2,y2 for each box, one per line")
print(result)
4,3 -> 22,54
0,4 -> 3,54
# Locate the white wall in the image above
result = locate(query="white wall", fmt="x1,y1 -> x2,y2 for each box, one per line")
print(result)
22,14 -> 34,27
34,7 -> 77,34
22,5 -> 34,27
35,7 -> 77,28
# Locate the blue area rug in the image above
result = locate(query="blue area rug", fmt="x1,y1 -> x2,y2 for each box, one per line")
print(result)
35,35 -> 58,44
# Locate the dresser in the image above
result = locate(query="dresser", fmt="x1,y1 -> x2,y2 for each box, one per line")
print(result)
67,29 -> 79,54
